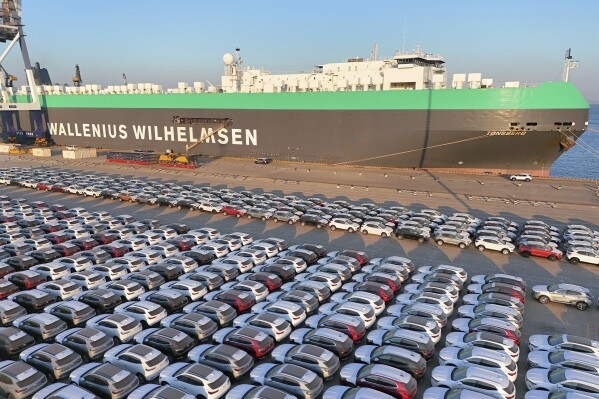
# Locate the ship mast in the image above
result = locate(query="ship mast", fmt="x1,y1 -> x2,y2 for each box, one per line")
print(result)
0,0 -> 40,110
562,48 -> 578,83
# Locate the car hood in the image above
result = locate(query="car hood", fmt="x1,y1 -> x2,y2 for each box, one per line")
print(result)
445,332 -> 466,346
527,350 -> 550,367
290,328 -> 311,343
376,317 -> 397,330
451,318 -> 470,332
339,363 -> 363,384
431,366 -> 454,383
526,368 -> 550,385
528,335 -> 549,350
366,329 -> 387,345
354,345 -> 377,363
422,387 -> 451,399
531,285 -> 549,294
456,305 -> 475,317
271,343 -> 295,362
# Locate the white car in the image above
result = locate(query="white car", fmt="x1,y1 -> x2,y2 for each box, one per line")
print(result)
360,222 -> 394,238
510,173 -> 532,181
30,263 -> 71,281
159,362 -> 230,399
114,301 -> 168,327
87,314 -> 143,344
431,365 -> 516,398
83,187 -> 102,197
195,201 -> 223,213
250,300 -> 307,327
160,280 -> 208,301
438,346 -> 518,381
475,237 -> 516,254
104,343 -> 170,382
233,313 -> 292,341
37,280 -> 83,300
329,218 -> 361,233
566,248 -> 599,265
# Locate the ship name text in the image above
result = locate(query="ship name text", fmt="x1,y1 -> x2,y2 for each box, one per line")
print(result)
48,123 -> 258,146
486,131 -> 527,136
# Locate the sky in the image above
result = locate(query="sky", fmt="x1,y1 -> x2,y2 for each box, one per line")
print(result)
3,0 -> 599,100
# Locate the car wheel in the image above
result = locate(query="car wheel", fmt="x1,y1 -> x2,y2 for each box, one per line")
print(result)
261,216 -> 267,221
547,254 -> 557,261
569,257 -> 580,265
178,206 -> 183,210
510,177 -> 516,181
362,230 -> 368,235
459,242 -> 467,249
381,232 -> 388,238
477,245 -> 485,252
113,337 -> 121,345
576,302 -> 588,311
236,213 -> 241,218
300,222 -> 306,226
436,239 -> 444,246
222,211 -> 227,215
56,296 -> 62,301
316,224 -> 322,229
137,373 -> 145,383
521,251 -> 530,258
273,218 -> 278,223
501,248 -> 510,255
247,215 -> 252,219
525,178 -> 531,182
417,237 -> 425,243
538,295 -> 549,304
348,228 -> 354,233
330,225 -> 336,231
119,198 -> 122,202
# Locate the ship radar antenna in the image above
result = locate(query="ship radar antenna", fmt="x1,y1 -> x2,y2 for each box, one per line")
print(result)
122,73 -> 127,85
562,48 -> 578,82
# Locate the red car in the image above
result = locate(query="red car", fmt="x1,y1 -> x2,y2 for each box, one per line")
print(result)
91,233 -> 119,245
50,184 -> 66,193
211,289 -> 256,313
45,232 -> 71,245
70,238 -> 100,250
39,224 -> 66,233
339,250 -> 369,265
165,238 -> 195,251
98,244 -> 130,257
341,363 -> 418,399
361,272 -> 401,292
353,282 -> 394,302
221,205 -> 246,217
0,279 -> 19,299
36,182 -> 51,190
30,201 -> 47,209
54,211 -> 75,220
216,326 -> 275,358
52,243 -> 81,256
519,244 -> 562,261
245,272 -> 282,291
6,270 -> 46,290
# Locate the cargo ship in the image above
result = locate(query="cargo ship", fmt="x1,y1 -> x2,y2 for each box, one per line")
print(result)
0,2 -> 590,175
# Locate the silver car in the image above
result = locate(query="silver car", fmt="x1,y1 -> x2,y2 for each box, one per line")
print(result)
322,386 -> 395,399
0,360 -> 47,399
271,344 -> 340,380
423,387 -> 503,399
128,384 -> 194,399
528,335 -> 599,357
524,390 -> 596,399
227,384 -> 297,399
233,313 -> 293,341
528,350 -> 599,374
445,332 -> 520,362
439,346 -> 518,381
525,368 -> 599,397
32,382 -> 99,399
531,284 -> 594,311
104,343 -> 170,382
456,304 -> 523,327
159,362 -> 230,399
250,363 -> 324,399
431,365 -> 516,399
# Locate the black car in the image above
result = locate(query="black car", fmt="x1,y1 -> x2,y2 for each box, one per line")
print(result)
161,313 -> 218,343
127,270 -> 166,290
21,227 -> 44,238
0,326 -> 36,359
395,226 -> 430,243
70,238 -> 100,250
0,249 -> 9,261
144,264 -> 183,282
44,301 -> 97,327
28,249 -> 62,264
164,223 -> 190,234
183,271 -> 224,291
141,290 -> 189,313
91,232 -> 119,245
135,327 -> 195,360
6,270 -> 45,290
76,289 -> 122,313
55,327 -> 115,361
285,249 -> 318,265
9,290 -> 55,313
125,222 -> 149,234
5,255 -> 39,271
170,198 -> 196,209
295,243 -> 328,258
39,223 -> 66,234
17,219 -> 41,228
179,250 -> 215,266
257,263 -> 296,282
299,214 -> 328,228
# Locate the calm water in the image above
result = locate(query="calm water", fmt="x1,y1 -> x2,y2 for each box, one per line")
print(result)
551,103 -> 599,179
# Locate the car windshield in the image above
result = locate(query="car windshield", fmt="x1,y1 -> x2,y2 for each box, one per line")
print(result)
206,373 -> 228,390
450,367 -> 469,380
548,369 -> 567,383
548,351 -> 566,363
547,284 -> 560,292
548,336 -> 566,346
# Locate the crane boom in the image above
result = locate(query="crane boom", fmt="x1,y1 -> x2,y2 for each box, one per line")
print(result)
185,118 -> 233,156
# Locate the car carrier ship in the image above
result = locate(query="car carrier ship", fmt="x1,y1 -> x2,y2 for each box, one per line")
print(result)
0,1 -> 590,175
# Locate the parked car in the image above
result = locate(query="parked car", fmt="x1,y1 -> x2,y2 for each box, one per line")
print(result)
531,283 -> 594,311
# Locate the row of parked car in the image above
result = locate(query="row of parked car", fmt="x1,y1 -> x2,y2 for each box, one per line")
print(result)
2,167 -> 599,267
0,194 -> 472,399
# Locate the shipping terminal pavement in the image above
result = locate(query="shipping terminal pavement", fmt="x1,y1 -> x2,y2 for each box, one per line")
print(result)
1,153 -> 599,399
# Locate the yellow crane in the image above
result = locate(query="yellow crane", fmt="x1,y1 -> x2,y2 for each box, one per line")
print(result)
158,117 -> 233,166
